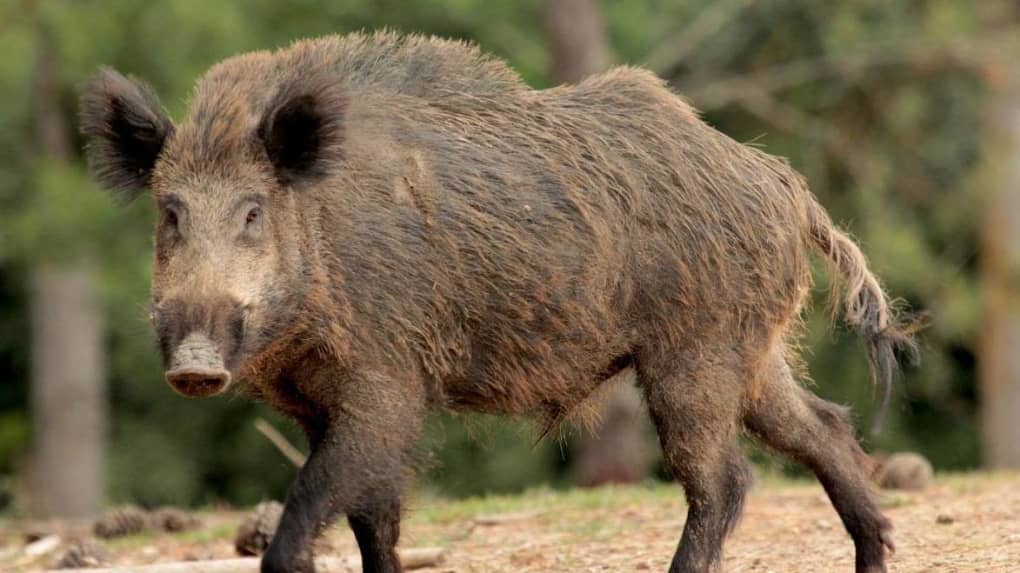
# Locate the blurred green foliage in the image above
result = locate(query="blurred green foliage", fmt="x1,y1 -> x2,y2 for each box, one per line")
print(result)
0,0 -> 1008,508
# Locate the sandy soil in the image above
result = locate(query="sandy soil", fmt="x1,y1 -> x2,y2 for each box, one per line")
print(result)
2,472 -> 1017,572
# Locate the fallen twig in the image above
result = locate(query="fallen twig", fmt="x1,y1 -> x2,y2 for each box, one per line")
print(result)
12,534 -> 61,567
44,547 -> 445,573
254,417 -> 307,467
24,534 -> 61,558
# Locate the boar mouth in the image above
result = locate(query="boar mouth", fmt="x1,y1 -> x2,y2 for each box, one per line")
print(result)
164,332 -> 231,397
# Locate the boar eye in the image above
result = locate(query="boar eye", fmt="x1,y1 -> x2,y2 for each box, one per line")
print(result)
245,206 -> 261,227
164,206 -> 179,229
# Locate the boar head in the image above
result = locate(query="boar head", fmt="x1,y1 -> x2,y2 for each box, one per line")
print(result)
79,67 -> 345,397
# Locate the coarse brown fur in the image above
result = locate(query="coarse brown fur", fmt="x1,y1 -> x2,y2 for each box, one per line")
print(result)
79,31 -> 918,573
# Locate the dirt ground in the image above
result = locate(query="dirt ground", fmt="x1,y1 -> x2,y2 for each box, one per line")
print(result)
2,472 -> 1017,572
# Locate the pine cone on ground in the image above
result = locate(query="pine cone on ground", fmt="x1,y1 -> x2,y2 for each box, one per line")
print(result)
150,506 -> 202,533
93,505 -> 148,539
234,501 -> 284,556
54,538 -> 111,569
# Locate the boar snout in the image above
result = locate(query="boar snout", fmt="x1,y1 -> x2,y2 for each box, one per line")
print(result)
153,294 -> 246,396
165,332 -> 231,397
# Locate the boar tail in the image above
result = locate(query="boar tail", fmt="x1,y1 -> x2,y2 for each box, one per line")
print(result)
806,200 -> 921,435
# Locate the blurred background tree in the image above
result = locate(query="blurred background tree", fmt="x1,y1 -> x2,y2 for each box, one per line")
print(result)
0,0 -> 1015,514
544,0 -> 655,488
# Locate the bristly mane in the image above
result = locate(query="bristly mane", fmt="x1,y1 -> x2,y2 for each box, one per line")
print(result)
318,30 -> 526,97
159,31 -> 525,177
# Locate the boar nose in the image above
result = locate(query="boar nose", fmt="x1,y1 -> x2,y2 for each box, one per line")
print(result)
164,332 -> 231,397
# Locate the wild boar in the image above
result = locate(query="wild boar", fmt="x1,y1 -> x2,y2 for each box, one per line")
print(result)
79,31 -> 916,573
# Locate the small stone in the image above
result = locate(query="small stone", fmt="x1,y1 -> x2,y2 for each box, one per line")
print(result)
936,514 -> 954,525
874,452 -> 934,491
54,538 -> 111,569
235,501 -> 284,556
816,519 -> 833,530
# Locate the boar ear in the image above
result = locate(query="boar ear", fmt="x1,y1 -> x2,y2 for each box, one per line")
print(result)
257,74 -> 347,186
78,67 -> 174,202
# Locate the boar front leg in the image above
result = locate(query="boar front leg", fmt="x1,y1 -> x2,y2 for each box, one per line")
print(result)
261,370 -> 425,573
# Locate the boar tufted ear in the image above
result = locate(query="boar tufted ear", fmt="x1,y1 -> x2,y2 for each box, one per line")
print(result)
257,74 -> 347,186
78,67 -> 174,202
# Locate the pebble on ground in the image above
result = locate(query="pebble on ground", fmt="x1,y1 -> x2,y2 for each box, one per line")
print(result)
874,452 -> 934,491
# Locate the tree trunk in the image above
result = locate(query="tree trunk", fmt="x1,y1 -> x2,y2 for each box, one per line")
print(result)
27,31 -> 106,517
980,62 -> 1020,469
28,265 -> 106,517
543,0 -> 652,486
571,371 -> 652,487
543,0 -> 610,84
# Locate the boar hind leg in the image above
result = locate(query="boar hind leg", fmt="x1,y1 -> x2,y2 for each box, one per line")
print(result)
743,350 -> 892,573
638,348 -> 752,573
262,371 -> 425,573
348,498 -> 402,573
